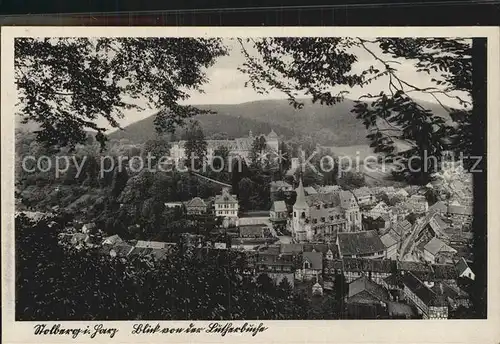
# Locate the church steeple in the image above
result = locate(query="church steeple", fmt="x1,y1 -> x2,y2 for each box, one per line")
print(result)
294,178 -> 308,209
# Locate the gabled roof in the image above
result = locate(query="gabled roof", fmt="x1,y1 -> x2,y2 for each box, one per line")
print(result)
423,237 -> 457,256
304,186 -> 318,195
302,251 -> 323,270
239,225 -> 264,237
306,192 -> 341,207
428,213 -> 450,237
102,234 -> 123,245
380,232 -> 398,248
339,190 -> 356,208
271,200 -> 287,213
396,220 -> 412,235
343,258 -> 395,273
337,231 -> 385,256
432,282 -> 469,300
317,185 -> 342,194
128,246 -> 154,257
303,243 -> 335,255
280,243 -> 304,254
348,275 -> 389,301
395,189 -> 409,197
270,180 -> 292,189
379,213 -> 391,222
371,201 -> 389,212
353,187 -> 372,198
185,197 -> 207,208
456,257 -> 472,275
401,272 -> 437,306
429,201 -> 448,213
150,248 -> 171,260
214,189 -> 238,204
448,204 -> 473,216
111,243 -> 134,257
136,240 -> 170,250
432,263 -> 459,280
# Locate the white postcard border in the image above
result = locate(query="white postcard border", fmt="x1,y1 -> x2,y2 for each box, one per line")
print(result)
2,26 -> 500,344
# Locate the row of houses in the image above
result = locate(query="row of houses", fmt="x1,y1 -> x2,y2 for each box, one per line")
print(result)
248,240 -> 474,319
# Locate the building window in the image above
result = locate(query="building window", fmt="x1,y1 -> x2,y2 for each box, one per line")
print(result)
294,211 -> 297,218
301,212 -> 306,218
304,261 -> 310,269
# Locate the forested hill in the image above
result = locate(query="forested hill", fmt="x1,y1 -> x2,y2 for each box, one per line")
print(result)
108,98 -> 449,146
15,98 -> 450,147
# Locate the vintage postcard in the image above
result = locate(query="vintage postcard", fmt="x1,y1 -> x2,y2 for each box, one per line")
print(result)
2,26 -> 500,344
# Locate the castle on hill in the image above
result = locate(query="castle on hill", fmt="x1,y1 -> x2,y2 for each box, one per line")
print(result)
169,129 -> 279,163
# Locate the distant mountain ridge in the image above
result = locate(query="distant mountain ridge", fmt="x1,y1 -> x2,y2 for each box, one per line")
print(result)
16,98 -> 450,147
108,97 -> 449,146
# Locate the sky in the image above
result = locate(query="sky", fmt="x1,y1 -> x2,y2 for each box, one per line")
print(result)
103,38 -> 471,132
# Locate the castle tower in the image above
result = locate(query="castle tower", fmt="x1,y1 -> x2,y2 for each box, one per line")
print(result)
292,178 -> 309,241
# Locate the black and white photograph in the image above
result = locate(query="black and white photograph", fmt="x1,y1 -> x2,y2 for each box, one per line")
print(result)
2,26 -> 499,343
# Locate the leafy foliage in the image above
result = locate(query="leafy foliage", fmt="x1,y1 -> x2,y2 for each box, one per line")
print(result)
15,37 -> 227,150
16,214 -> 311,320
239,37 -> 473,185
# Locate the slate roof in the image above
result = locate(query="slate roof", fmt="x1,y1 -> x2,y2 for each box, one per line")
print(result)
339,191 -> 356,208
429,213 -> 450,236
324,259 -> 344,271
102,234 -> 123,245
317,185 -> 342,194
304,186 -> 318,195
424,237 -> 457,256
353,187 -> 372,198
401,272 -> 437,306
397,261 -> 434,276
111,243 -> 134,257
150,248 -> 170,260
337,230 -> 385,256
302,251 -> 323,270
456,257 -> 471,275
270,180 -> 292,189
429,201 -> 448,213
387,301 -> 415,317
396,220 -> 412,236
136,240 -> 170,250
280,243 -> 304,254
271,200 -> 287,213
431,264 -> 459,280
185,197 -> 207,208
128,246 -> 154,257
306,192 -> 341,208
303,243 -> 335,255
448,204 -> 473,216
239,225 -> 264,237
380,233 -> 398,248
214,188 -> 238,204
343,258 -> 395,273
432,282 -> 469,300
348,275 -> 390,301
